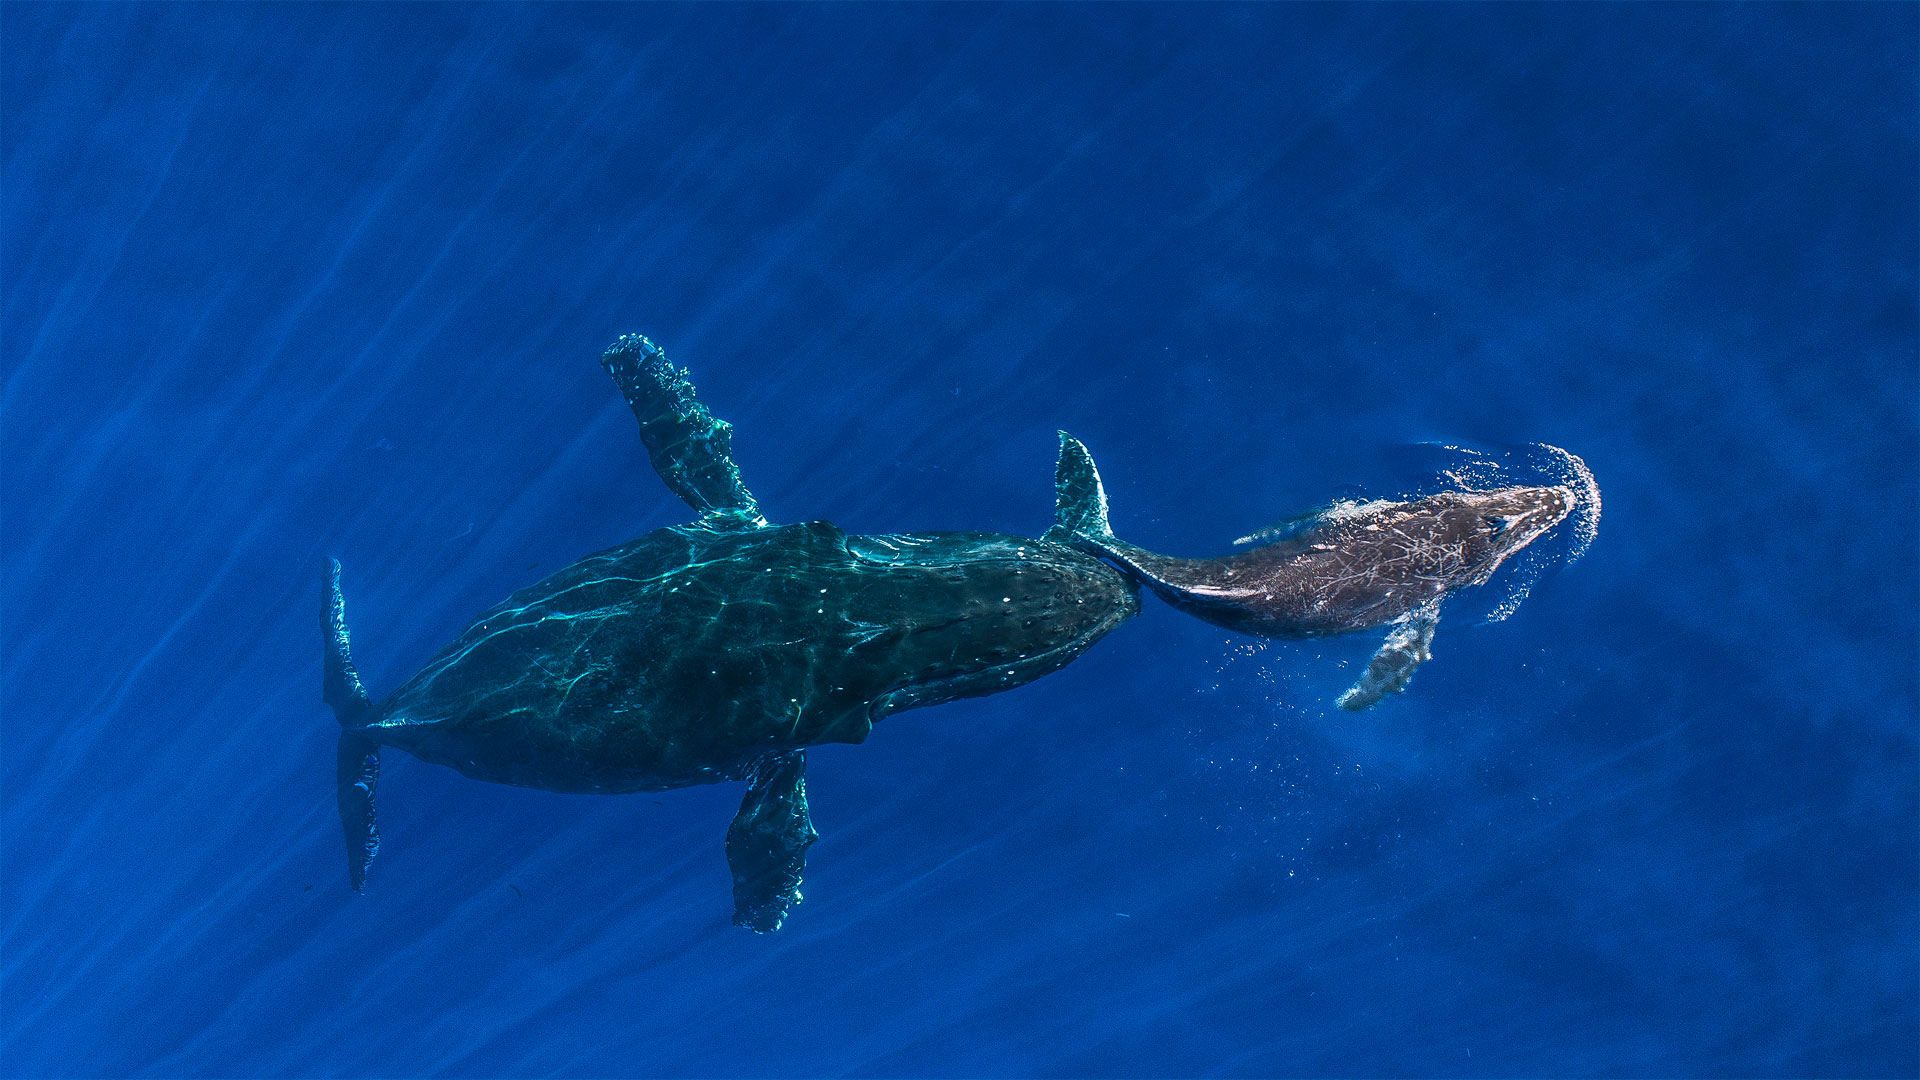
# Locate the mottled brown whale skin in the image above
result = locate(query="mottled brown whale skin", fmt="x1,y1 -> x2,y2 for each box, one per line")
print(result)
1045,434 -> 1576,709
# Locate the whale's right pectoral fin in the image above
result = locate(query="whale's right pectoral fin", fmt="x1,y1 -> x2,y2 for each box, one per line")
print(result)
1338,602 -> 1441,711
726,750 -> 817,933
601,334 -> 768,530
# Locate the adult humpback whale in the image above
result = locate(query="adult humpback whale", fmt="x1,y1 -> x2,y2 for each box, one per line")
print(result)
1047,435 -> 1576,710
325,335 -> 1139,931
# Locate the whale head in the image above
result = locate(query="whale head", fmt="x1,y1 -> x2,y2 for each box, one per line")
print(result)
1448,484 -> 1577,583
839,532 -> 1139,722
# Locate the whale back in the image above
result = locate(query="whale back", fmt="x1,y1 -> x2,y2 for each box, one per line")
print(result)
367,522 -> 859,791
365,519 -> 1135,793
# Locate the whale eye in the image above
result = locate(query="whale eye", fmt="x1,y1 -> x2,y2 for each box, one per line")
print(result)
1484,515 -> 1509,534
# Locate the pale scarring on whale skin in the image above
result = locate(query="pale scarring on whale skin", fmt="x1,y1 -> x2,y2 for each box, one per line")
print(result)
1046,433 -> 1576,710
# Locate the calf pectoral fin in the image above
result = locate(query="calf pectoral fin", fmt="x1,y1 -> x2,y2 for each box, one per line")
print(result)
1338,603 -> 1441,711
726,750 -> 817,933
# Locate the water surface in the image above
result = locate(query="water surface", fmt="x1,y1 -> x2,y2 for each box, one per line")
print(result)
3,6 -> 1915,1077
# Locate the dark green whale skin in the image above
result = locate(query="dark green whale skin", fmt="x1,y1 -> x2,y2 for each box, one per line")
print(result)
357,520 -> 1137,795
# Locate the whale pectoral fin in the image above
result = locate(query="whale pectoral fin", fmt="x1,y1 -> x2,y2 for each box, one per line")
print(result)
601,334 -> 768,530
725,750 -> 817,933
1338,602 -> 1441,711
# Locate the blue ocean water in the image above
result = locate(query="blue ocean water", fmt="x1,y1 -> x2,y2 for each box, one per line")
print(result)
3,4 -> 1916,1077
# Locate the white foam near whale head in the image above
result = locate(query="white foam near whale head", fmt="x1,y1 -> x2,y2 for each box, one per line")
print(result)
1457,441 -> 1601,622
1537,442 -> 1602,562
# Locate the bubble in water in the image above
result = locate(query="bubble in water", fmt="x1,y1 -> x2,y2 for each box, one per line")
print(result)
1534,442 -> 1602,562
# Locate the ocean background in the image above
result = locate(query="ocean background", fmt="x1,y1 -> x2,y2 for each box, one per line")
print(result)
3,5 -> 1915,1077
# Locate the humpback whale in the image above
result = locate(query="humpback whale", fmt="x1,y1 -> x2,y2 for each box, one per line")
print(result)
1046,435 -> 1576,710
326,335 -> 1138,931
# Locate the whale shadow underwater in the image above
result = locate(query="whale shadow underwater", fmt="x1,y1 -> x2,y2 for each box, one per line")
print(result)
326,334 -> 1581,930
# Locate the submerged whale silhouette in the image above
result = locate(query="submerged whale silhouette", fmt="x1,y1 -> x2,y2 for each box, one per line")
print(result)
326,335 -> 1138,931
325,334 -> 1580,930
1047,435 -> 1576,709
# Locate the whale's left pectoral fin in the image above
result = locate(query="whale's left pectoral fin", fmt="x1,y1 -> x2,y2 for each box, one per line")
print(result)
602,334 -> 768,530
726,750 -> 817,933
1338,602 -> 1441,711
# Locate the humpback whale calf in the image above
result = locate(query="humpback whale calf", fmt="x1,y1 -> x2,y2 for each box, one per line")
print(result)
1046,435 -> 1577,710
326,335 -> 1138,931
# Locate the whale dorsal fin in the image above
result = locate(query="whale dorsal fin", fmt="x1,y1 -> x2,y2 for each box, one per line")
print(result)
602,334 -> 768,530
1233,491 -> 1383,547
1232,507 -> 1327,547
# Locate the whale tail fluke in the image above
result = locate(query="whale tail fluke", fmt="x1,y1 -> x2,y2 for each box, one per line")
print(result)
324,559 -> 380,892
1046,432 -> 1114,545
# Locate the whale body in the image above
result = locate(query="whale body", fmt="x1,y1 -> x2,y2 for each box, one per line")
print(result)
322,334 -> 1585,932
1045,435 -> 1575,710
326,336 -> 1137,931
